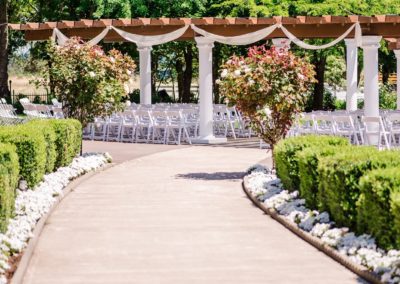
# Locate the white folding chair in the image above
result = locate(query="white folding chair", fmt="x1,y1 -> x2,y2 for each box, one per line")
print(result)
361,116 -> 390,149
120,110 -> 137,143
135,109 -> 153,143
333,115 -> 359,145
385,113 -> 400,148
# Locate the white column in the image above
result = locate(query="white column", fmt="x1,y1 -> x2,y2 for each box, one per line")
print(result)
344,39 -> 358,111
361,36 -> 381,117
193,37 -> 227,144
394,50 -> 400,110
271,38 -> 291,52
137,45 -> 152,105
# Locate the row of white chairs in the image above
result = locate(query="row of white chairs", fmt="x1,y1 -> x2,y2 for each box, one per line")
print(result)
19,98 -> 64,119
291,110 -> 400,149
83,104 -> 253,144
0,99 -> 25,125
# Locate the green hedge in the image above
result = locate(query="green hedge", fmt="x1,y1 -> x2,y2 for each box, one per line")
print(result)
318,149 -> 400,230
0,119 -> 82,232
0,125 -> 47,188
297,145 -> 350,209
274,135 -> 350,191
48,119 -> 82,168
357,168 -> 400,249
27,120 -> 57,173
0,144 -> 19,232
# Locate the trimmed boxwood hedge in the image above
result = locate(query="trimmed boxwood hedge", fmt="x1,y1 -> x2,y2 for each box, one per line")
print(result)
0,125 -> 47,188
0,119 -> 82,232
357,168 -> 400,249
27,120 -> 57,173
0,144 -> 19,232
297,145 -> 351,209
48,119 -> 82,168
274,135 -> 350,191
318,149 -> 400,230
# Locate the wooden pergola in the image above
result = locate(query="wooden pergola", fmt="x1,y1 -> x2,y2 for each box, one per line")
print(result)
9,16 -> 400,144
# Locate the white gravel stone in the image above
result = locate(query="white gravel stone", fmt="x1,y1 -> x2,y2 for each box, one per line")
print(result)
245,165 -> 400,282
0,152 -> 110,282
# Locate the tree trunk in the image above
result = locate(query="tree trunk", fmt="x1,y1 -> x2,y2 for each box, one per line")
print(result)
312,52 -> 327,110
182,44 -> 193,103
175,59 -> 184,102
0,0 -> 9,100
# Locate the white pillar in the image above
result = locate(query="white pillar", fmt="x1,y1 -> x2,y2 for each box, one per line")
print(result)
193,37 -> 227,144
137,45 -> 152,105
271,38 -> 291,52
394,50 -> 400,110
361,36 -> 381,117
344,39 -> 358,111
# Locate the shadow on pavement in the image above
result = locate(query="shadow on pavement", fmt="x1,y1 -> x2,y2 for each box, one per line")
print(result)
175,171 -> 245,181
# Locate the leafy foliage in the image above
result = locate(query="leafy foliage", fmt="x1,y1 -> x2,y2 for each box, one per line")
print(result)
358,168 -> 400,250
218,45 -> 316,152
0,143 -> 19,232
35,39 -> 136,127
0,124 -> 47,188
297,145 -> 349,209
273,135 -> 349,191
318,149 -> 400,229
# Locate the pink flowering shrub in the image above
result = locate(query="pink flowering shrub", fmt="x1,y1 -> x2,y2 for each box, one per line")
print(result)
218,45 -> 316,153
36,38 -> 136,127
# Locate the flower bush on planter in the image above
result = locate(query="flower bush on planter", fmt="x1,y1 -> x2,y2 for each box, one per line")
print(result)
35,38 -> 136,127
218,45 -> 316,156
273,135 -> 350,191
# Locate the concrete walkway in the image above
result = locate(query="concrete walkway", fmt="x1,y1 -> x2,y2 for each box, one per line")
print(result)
23,145 -> 362,284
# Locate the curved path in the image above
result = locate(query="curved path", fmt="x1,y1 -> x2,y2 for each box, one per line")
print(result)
23,145 -> 363,284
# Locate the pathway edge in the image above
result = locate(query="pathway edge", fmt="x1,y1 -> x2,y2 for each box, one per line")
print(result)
242,177 -> 382,284
10,163 -> 115,284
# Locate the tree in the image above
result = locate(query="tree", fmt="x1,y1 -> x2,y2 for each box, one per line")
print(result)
218,45 -> 316,158
0,0 -> 9,99
35,39 -> 136,127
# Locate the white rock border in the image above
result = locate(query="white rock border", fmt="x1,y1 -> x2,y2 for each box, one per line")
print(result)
0,152 -> 112,284
244,164 -> 400,284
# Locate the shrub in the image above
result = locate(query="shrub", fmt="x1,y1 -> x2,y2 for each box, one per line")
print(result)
0,125 -> 46,188
274,135 -> 349,191
35,39 -> 136,127
318,149 -> 400,229
27,120 -> 57,173
218,45 -> 316,155
48,119 -> 82,168
0,144 -> 19,232
297,145 -> 351,209
357,168 -> 400,249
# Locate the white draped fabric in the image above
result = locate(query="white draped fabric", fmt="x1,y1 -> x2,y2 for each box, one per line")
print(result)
51,22 -> 362,50
191,22 -> 362,49
279,23 -> 362,50
110,25 -> 189,47
51,28 -> 69,46
190,24 -> 278,45
51,25 -> 189,47
87,27 -> 111,46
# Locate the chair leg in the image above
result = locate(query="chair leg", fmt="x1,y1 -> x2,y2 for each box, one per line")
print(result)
176,128 -> 181,145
